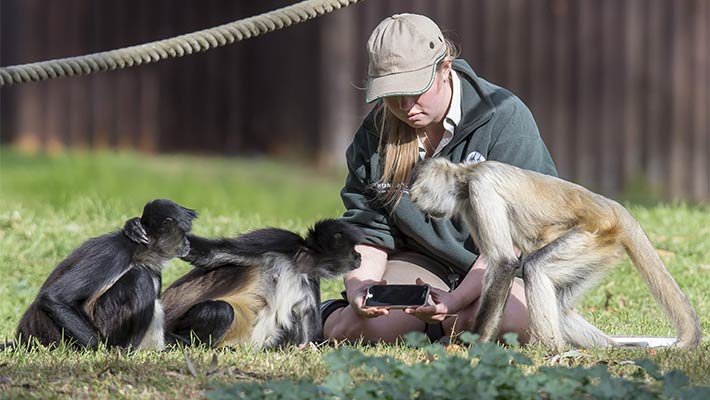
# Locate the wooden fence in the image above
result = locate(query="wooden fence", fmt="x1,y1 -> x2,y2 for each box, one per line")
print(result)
1,0 -> 708,201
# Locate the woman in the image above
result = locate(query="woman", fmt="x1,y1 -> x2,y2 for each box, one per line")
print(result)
322,13 -> 557,344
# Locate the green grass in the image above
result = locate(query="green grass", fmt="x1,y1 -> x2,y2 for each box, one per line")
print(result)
0,148 -> 708,398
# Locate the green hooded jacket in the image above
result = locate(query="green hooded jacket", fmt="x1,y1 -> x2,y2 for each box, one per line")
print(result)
340,59 -> 557,276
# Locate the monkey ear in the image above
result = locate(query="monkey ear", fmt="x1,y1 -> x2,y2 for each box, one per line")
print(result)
123,217 -> 150,245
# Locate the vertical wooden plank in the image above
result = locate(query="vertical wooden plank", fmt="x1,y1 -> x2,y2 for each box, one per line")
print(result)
482,0 -> 505,82
433,0 -> 454,37
574,0 -> 601,188
645,0 -> 671,192
622,0 -> 645,184
171,0 -> 196,152
136,0 -> 158,153
551,0 -> 575,179
529,1 -> 558,173
67,0 -> 90,149
10,0 -> 45,152
357,0 -> 383,118
221,0 -> 246,155
192,2 -> 216,153
113,1 -> 138,150
0,0 -> 18,144
669,0 -> 692,199
318,3 -> 358,167
44,1 -> 71,153
691,0 -> 709,200
457,0 -> 479,63
599,0 -> 624,195
201,0 -> 221,153
155,0 -> 176,152
505,0 -> 530,102
90,1 -> 115,149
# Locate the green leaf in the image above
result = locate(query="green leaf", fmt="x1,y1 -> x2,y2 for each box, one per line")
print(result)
633,358 -> 662,380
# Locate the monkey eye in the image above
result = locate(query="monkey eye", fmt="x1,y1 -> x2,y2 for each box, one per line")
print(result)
334,233 -> 342,240
159,217 -> 175,232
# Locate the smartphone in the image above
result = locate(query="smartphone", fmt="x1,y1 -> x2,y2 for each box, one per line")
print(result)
364,284 -> 430,309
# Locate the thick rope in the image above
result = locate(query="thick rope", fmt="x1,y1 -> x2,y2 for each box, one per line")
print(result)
0,0 -> 363,86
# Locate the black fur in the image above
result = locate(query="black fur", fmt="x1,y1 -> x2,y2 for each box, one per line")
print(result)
161,218 -> 363,349
15,199 -> 196,349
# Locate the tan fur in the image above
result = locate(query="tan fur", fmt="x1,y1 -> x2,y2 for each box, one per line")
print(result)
214,275 -> 265,346
410,158 -> 702,350
161,265 -> 262,336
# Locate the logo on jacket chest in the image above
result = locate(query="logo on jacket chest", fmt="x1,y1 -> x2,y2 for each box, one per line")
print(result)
373,182 -> 409,195
464,151 -> 486,165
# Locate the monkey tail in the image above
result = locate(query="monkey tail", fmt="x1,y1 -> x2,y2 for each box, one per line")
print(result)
617,206 -> 702,347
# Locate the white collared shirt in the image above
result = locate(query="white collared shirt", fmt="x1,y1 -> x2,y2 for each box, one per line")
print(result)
419,70 -> 462,159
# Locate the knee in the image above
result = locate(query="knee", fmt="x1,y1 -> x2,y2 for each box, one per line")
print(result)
323,307 -> 366,341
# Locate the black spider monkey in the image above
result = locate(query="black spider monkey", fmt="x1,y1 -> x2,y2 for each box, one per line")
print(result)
14,199 -> 197,350
127,218 -> 363,349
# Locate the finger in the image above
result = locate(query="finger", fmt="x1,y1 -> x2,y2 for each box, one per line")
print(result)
429,292 -> 443,304
411,305 -> 437,315
365,310 -> 388,318
123,217 -> 150,245
415,277 -> 430,286
361,307 -> 388,317
429,286 -> 446,296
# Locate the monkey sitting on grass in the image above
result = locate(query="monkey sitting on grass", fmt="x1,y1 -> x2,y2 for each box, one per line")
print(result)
126,218 -> 363,349
15,199 -> 197,350
409,158 -> 702,351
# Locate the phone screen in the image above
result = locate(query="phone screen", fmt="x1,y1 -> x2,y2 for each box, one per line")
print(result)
364,284 -> 429,308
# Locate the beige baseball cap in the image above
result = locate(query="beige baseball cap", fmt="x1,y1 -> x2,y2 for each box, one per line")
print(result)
365,13 -> 447,103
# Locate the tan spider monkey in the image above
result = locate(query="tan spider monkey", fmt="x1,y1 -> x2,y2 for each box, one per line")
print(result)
409,158 -> 702,351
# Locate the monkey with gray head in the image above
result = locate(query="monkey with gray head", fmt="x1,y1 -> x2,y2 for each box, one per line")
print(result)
409,158 -> 701,351
16,199 -> 197,350
127,218 -> 363,349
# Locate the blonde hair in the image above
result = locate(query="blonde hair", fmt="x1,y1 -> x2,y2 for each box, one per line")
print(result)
373,39 -> 460,209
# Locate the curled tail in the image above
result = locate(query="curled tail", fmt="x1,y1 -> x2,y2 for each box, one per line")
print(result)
618,207 -> 702,347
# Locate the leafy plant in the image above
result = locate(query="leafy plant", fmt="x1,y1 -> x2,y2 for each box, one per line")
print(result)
208,333 -> 710,400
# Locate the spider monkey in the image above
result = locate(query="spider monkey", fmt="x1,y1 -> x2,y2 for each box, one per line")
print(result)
410,158 -> 702,351
15,199 -> 197,350
128,218 -> 363,349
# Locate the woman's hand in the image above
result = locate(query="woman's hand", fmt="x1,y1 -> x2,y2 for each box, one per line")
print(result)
343,245 -> 389,319
348,280 -> 390,319
404,278 -> 463,323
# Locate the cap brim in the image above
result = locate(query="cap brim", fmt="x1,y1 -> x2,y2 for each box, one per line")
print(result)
365,63 -> 437,104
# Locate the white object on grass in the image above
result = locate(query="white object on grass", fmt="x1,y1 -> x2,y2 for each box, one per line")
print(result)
612,336 -> 677,348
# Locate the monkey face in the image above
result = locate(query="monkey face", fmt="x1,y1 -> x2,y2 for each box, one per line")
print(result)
140,199 -> 198,258
303,219 -> 363,279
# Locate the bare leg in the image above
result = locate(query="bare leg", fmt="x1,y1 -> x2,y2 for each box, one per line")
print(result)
323,260 -> 448,343
324,258 -> 532,344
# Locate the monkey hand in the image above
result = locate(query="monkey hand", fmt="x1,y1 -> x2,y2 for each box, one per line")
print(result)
123,217 -> 149,245
350,280 -> 389,319
404,278 -> 463,323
